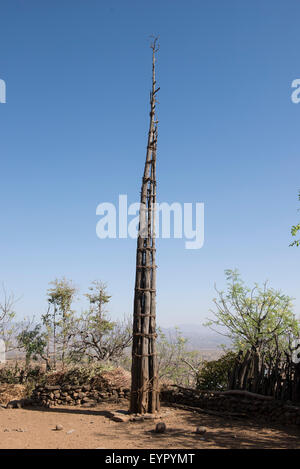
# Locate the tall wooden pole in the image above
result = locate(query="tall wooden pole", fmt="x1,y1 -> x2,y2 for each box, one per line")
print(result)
130,39 -> 160,414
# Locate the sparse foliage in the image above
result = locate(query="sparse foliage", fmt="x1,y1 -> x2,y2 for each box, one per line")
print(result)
205,270 -> 299,354
47,278 -> 77,368
0,285 -> 18,352
69,282 -> 132,363
157,327 -> 202,386
290,190 -> 300,247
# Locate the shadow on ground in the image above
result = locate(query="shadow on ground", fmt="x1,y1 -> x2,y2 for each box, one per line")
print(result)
23,403 -> 300,449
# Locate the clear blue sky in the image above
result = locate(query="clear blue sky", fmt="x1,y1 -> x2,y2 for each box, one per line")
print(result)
0,0 -> 300,327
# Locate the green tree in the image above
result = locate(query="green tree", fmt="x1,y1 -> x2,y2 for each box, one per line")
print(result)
290,190 -> 300,247
205,270 -> 299,354
41,306 -> 53,370
47,278 -> 77,368
70,282 -> 132,363
17,325 -> 48,368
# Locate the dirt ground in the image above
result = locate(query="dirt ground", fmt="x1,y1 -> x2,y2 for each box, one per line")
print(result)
0,402 -> 300,449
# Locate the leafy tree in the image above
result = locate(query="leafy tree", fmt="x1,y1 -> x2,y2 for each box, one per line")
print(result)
205,270 -> 299,354
70,282 -> 132,363
17,325 -> 48,368
41,307 -> 53,370
290,190 -> 300,247
47,278 -> 77,368
84,281 -> 111,319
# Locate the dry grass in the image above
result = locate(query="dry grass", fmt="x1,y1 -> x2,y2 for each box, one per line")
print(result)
0,384 -> 27,406
100,368 -> 131,389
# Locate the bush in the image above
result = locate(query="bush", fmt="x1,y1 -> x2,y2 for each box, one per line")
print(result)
0,363 -> 44,385
38,363 -> 115,386
196,351 -> 237,391
0,363 -> 22,384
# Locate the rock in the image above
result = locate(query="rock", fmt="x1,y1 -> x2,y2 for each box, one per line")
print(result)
81,398 -> 97,407
66,429 -> 75,435
45,385 -> 61,391
155,422 -> 166,433
130,415 -> 144,422
81,402 -> 97,408
71,386 -> 81,391
107,411 -> 131,422
54,424 -> 64,431
81,397 -> 94,403
6,400 -> 23,409
62,385 -> 71,391
195,426 -> 207,435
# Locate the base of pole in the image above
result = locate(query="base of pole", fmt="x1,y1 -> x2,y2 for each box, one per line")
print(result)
106,409 -> 169,423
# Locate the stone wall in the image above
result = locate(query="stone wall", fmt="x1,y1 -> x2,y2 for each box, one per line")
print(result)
160,386 -> 300,426
30,380 -> 300,427
31,384 -> 131,407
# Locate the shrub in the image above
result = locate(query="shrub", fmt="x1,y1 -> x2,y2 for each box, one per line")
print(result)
196,351 -> 237,391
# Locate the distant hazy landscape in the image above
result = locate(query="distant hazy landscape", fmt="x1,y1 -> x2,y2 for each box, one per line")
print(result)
161,324 -> 231,360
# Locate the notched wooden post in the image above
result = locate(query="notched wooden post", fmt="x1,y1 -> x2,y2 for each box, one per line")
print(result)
130,38 -> 160,414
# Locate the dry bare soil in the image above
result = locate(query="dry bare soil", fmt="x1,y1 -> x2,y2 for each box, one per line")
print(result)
0,402 -> 300,449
